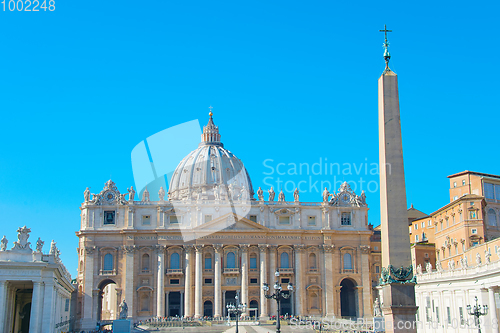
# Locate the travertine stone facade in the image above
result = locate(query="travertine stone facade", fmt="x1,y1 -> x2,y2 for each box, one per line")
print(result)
74,115 -> 377,331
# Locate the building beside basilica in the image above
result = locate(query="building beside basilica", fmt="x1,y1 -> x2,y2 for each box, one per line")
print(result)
74,113 -> 381,331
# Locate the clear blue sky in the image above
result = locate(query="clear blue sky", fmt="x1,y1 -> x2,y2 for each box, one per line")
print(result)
1,0 -> 499,276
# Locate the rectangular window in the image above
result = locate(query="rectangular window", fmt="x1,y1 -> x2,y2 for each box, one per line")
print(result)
104,211 -> 115,225
170,279 -> 180,285
249,215 -> 257,222
142,215 -> 151,225
308,216 -> 316,225
204,278 -> 212,284
279,216 -> 290,225
341,212 -> 351,225
65,299 -> 70,312
250,257 -> 257,269
170,215 -> 179,224
205,215 -> 212,223
250,278 -> 258,284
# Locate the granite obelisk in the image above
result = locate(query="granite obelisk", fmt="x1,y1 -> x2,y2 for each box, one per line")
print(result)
378,25 -> 417,333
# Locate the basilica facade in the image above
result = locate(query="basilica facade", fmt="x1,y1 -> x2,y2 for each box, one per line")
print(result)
74,114 -> 378,330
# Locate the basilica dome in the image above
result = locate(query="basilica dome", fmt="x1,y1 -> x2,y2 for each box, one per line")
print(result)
168,113 -> 254,201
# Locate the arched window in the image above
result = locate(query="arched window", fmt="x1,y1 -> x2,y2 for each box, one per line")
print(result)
343,253 -> 352,270
170,253 -> 180,269
227,252 -> 236,268
103,254 -> 113,271
280,252 -> 289,268
205,253 -> 212,270
250,254 -> 258,269
142,253 -> 150,272
488,209 -> 497,226
309,253 -> 317,269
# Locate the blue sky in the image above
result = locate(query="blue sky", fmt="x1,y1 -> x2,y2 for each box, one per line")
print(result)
1,0 -> 499,276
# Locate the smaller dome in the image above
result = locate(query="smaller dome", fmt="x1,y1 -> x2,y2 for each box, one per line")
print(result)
168,112 -> 254,201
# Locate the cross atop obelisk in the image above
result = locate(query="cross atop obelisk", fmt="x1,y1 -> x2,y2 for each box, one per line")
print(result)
379,24 -> 392,70
377,25 -> 417,333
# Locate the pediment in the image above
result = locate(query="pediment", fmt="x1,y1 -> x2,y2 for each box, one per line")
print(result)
193,213 -> 268,231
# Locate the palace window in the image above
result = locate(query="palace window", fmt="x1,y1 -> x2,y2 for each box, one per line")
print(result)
226,251 -> 236,268
343,253 -> 352,270
104,211 -> 115,225
205,254 -> 212,270
170,253 -> 180,269
488,209 -> 497,226
249,254 -> 257,269
308,216 -> 316,226
142,254 -> 150,272
142,215 -> 151,225
280,252 -> 289,268
341,212 -> 351,225
103,253 -> 113,272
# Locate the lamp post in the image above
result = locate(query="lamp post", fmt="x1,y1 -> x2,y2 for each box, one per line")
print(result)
226,291 -> 246,333
467,296 -> 488,333
262,269 -> 294,333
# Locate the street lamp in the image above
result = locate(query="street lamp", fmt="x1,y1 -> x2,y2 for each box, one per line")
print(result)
226,291 -> 247,333
467,296 -> 488,333
262,269 -> 294,333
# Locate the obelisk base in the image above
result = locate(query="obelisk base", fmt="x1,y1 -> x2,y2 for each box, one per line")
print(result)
380,284 -> 418,333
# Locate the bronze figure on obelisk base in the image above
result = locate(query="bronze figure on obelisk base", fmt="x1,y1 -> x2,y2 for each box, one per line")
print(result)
377,25 -> 418,333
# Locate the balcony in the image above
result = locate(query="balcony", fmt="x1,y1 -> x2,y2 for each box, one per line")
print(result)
224,268 -> 240,274
278,268 -> 294,275
99,269 -> 117,276
166,269 -> 183,276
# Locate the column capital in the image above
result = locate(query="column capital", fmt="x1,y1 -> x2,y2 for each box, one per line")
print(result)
213,244 -> 223,253
258,244 -> 268,253
240,244 -> 250,252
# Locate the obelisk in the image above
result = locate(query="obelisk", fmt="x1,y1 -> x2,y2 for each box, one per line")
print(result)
378,25 -> 417,333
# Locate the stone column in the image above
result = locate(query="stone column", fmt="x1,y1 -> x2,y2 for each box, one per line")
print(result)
241,244 -> 249,316
324,245 -> 335,317
156,245 -> 165,317
214,244 -> 223,319
82,246 -> 96,329
294,244 -> 305,316
258,244 -> 268,319
184,245 -> 193,317
123,245 -> 136,320
41,281 -> 55,332
269,245 -> 277,316
0,281 -> 7,332
489,287 -> 498,332
194,244 -> 204,318
29,281 -> 43,333
360,245 -> 372,317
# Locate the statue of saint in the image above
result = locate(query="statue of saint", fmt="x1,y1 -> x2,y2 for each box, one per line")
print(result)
127,186 -> 135,202
119,299 -> 128,319
84,187 -> 90,202
268,187 -> 275,202
322,187 -> 330,203
293,188 -> 299,202
142,187 -> 150,202
257,187 -> 264,201
278,189 -> 285,202
0,236 -> 7,251
36,237 -> 44,253
49,240 -> 57,255
158,187 -> 165,201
